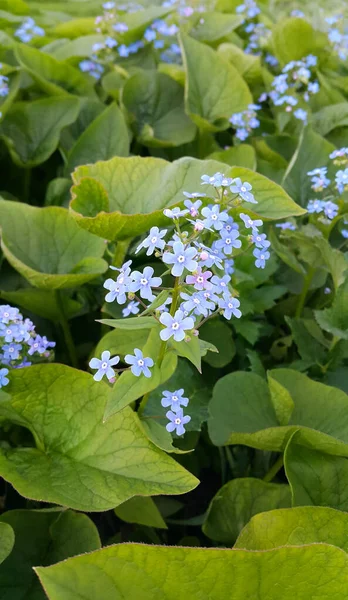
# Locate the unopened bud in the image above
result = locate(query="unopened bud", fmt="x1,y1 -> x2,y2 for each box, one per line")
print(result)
200,250 -> 209,261
192,329 -> 199,337
184,335 -> 191,342
128,292 -> 135,300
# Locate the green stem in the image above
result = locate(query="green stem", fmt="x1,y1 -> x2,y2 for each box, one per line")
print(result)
55,290 -> 78,368
295,267 -> 315,318
112,239 -> 131,268
263,455 -> 284,483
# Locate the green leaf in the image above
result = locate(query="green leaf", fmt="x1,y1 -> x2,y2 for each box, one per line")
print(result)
190,12 -> 242,42
200,319 -> 235,368
312,103 -> 348,136
51,34 -> 106,61
0,71 -> 21,121
0,288 -> 81,321
170,334 -> 201,372
235,506 -> 348,552
122,71 -> 196,147
139,418 -> 191,454
70,156 -> 305,241
94,328 -> 150,359
315,279 -> 348,340
15,43 -> 96,97
217,43 -> 262,87
0,509 -> 100,600
0,96 -> 80,167
283,126 -> 335,206
36,541 -> 348,599
98,316 -> 158,330
268,228 -> 306,274
207,144 -> 256,169
203,478 -> 291,544
271,18 -> 328,65
0,522 -> 14,565
114,496 -> 167,529
104,329 -> 178,418
0,364 -> 197,510
144,358 -> 211,433
285,431 -> 348,511
66,103 -> 130,174
285,316 -> 329,365
180,32 -> 252,131
267,373 -> 294,426
313,236 -> 348,291
208,368 -> 348,454
0,201 -> 107,289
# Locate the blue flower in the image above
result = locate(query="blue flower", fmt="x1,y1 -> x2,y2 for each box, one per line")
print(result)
184,198 -> 203,217
125,348 -> 154,378
186,267 -> 212,291
2,343 -> 21,361
197,243 -> 224,269
122,301 -> 140,317
230,178 -> 257,204
27,335 -> 55,355
161,389 -> 189,411
0,305 -> 20,324
113,23 -> 128,33
323,201 -> 339,220
307,199 -> 324,214
225,259 -> 235,275
211,275 -> 231,294
276,222 -> 296,230
253,248 -> 270,269
294,109 -> 307,122
89,350 -> 119,382
336,168 -> 348,194
201,205 -> 229,231
0,75 -> 9,98
103,1 -> 115,8
136,226 -> 167,256
330,148 -> 348,163
118,44 -> 130,57
218,294 -> 242,319
104,277 -> 129,304
215,229 -> 241,254
144,29 -> 156,42
308,167 -> 331,191
105,37 -> 118,49
180,291 -> 215,317
166,408 -> 191,436
183,191 -> 206,199
1,324 -> 19,343
130,266 -> 162,301
201,172 -> 227,187
240,213 -> 263,231
251,232 -> 271,249
163,241 -> 197,277
159,309 -> 194,342
163,207 -> 189,219
308,81 -> 319,94
0,368 -> 9,389
342,229 -> 348,239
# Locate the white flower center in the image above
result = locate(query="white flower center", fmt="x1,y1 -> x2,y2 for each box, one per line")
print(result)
172,322 -> 180,330
172,396 -> 178,402
228,303 -> 233,309
178,255 -> 185,263
138,359 -> 144,366
226,238 -> 231,245
4,312 -> 9,318
197,276 -> 204,283
102,362 -> 108,369
6,329 -> 11,335
241,186 -> 247,192
175,418 -> 181,425
151,236 -> 157,244
221,282 -> 226,287
212,214 -> 217,220
140,278 -> 148,286
261,255 -> 265,260
9,347 -> 14,353
118,275 -> 124,284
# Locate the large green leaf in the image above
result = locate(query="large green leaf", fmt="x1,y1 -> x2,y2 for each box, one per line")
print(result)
0,201 -> 107,289
15,44 -> 96,97
203,478 -> 291,544
122,71 -> 196,147
217,43 -> 262,87
0,287 -> 82,321
0,522 -> 14,566
66,103 -> 130,174
200,319 -> 235,368
0,96 -> 80,167
70,156 -> 305,240
0,509 -> 100,600
315,278 -> 348,340
36,542 -> 348,599
114,496 -> 167,529
235,506 -> 348,552
207,144 -> 256,169
285,433 -> 348,511
270,18 -> 328,65
0,364 -> 198,510
190,12 -> 243,43
283,126 -> 335,206
312,103 -> 348,136
180,32 -> 252,131
208,369 -> 348,455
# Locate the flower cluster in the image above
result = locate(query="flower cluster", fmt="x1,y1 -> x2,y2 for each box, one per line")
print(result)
161,389 -> 190,435
235,1 -> 277,65
229,104 -> 260,140
0,65 -> 9,99
94,171 -> 271,435
262,55 -> 319,122
0,305 -> 55,388
14,17 -> 45,43
326,15 -> 348,61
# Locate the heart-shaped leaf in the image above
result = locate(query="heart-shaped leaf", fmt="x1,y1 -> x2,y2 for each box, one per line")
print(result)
0,364 -> 198,511
0,200 -> 107,289
0,523 -> 14,566
114,496 -> 167,529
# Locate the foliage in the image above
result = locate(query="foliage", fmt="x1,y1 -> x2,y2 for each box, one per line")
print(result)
0,0 -> 348,597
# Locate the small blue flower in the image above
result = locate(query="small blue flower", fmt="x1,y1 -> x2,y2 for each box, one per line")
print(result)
294,108 -> 307,122
122,301 -> 140,317
0,368 -> 9,389
306,55 -> 318,67
215,229 -> 241,254
307,199 -> 324,214
308,167 -> 331,191
0,305 -> 20,324
163,207 -> 189,219
105,37 -> 118,49
89,351 -> 119,382
201,172 -> 227,187
103,1 -> 115,8
166,408 -> 191,436
219,293 -> 242,319
125,348 -> 154,378
161,389 -> 189,411
251,232 -> 271,249
118,44 -> 130,57
197,243 -> 224,269
2,343 -> 21,361
336,168 -> 348,194
184,198 -> 203,217
136,226 -> 167,256
1,324 -> 19,343
144,29 -> 156,42
130,266 -> 162,301
230,178 -> 257,204
276,222 -> 296,230
163,242 -> 197,277
240,213 -> 263,231
113,23 -> 128,33
159,309 -> 194,342
180,291 -> 215,317
27,335 -> 55,356
308,81 -> 319,94
211,275 -> 231,294
253,248 -> 270,269
104,277 -> 129,304
201,205 -> 229,231
323,201 -> 339,220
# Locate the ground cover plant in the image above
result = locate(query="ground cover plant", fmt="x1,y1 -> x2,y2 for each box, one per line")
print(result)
0,0 -> 348,597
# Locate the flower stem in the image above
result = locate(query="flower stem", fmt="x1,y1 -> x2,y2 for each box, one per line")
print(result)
263,454 -> 284,483
55,290 -> 78,368
295,267 -> 315,318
